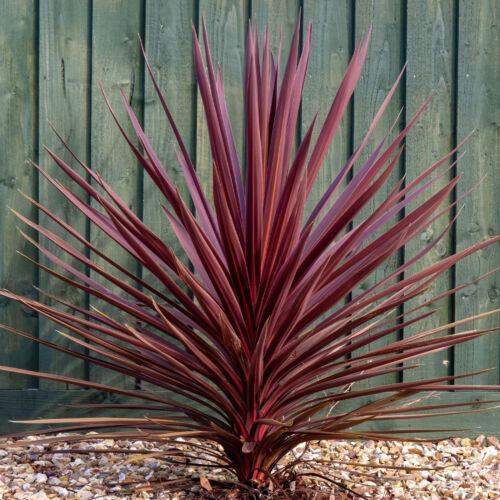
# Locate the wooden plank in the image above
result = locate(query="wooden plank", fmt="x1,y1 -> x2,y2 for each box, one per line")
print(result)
0,390 -> 151,435
302,0 -> 352,220
89,0 -> 144,389
0,389 -> 498,437
454,0 -> 499,385
329,390 -> 500,437
196,0 -> 248,199
37,0 -> 91,389
351,0 -> 405,389
0,1 -> 38,389
301,0 -> 353,337
251,0 -> 300,178
143,0 -> 196,263
251,0 -> 300,81
140,0 -> 197,390
402,1 -> 456,382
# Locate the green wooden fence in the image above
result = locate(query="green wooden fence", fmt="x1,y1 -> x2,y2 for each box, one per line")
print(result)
0,0 -> 498,435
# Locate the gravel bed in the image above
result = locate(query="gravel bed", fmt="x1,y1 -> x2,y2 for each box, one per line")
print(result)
0,433 -> 498,499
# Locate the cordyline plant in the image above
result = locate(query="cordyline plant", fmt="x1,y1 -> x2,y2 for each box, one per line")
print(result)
1,16 -> 499,496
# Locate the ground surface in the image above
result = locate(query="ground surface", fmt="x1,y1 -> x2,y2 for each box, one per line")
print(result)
0,433 -> 499,499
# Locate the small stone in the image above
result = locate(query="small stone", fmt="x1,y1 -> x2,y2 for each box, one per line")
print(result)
461,438 -> 472,447
51,456 -> 71,466
77,490 -> 93,500
31,492 -> 49,500
56,487 -> 70,498
486,436 -> 499,447
77,476 -> 88,484
35,472 -> 48,483
475,434 -> 485,446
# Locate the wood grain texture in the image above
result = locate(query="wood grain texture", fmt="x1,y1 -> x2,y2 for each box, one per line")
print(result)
251,0 -> 300,170
351,0 -> 405,388
0,0 -> 38,389
402,0 -> 456,382
251,0 -> 300,81
302,0 -> 353,220
37,0 -> 91,389
302,0 -> 353,330
140,0 -> 197,391
0,389 -> 498,437
143,0 -> 196,257
454,0 -> 499,385
196,0 -> 248,198
88,0 -> 144,389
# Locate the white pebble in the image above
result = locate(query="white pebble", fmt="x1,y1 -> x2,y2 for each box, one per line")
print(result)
32,492 -> 49,500
24,474 -> 36,484
78,491 -> 94,500
56,487 -> 70,497
35,472 -> 48,483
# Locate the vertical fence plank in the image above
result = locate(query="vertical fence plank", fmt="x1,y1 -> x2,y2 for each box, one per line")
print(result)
0,0 -> 38,389
455,0 -> 499,385
143,0 -> 196,262
251,0 -> 299,81
141,0 -> 197,390
302,0 -> 353,331
196,0 -> 248,199
402,0 -> 456,382
89,0 -> 144,388
351,0 -> 405,389
38,0 -> 91,388
251,0 -> 300,176
302,0 -> 352,219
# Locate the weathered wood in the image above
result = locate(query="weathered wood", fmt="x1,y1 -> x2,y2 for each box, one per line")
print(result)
301,0 -> 354,333
0,0 -> 38,389
38,0 -> 91,389
140,0 -> 197,390
351,0 -> 405,388
302,0 -> 353,220
196,0 -> 248,198
0,389 -> 498,437
0,390 -> 152,435
143,0 -> 196,260
251,0 -> 300,81
402,0 -> 456,382
331,390 -> 500,436
251,0 -> 300,185
88,0 -> 144,389
454,0 -> 499,385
